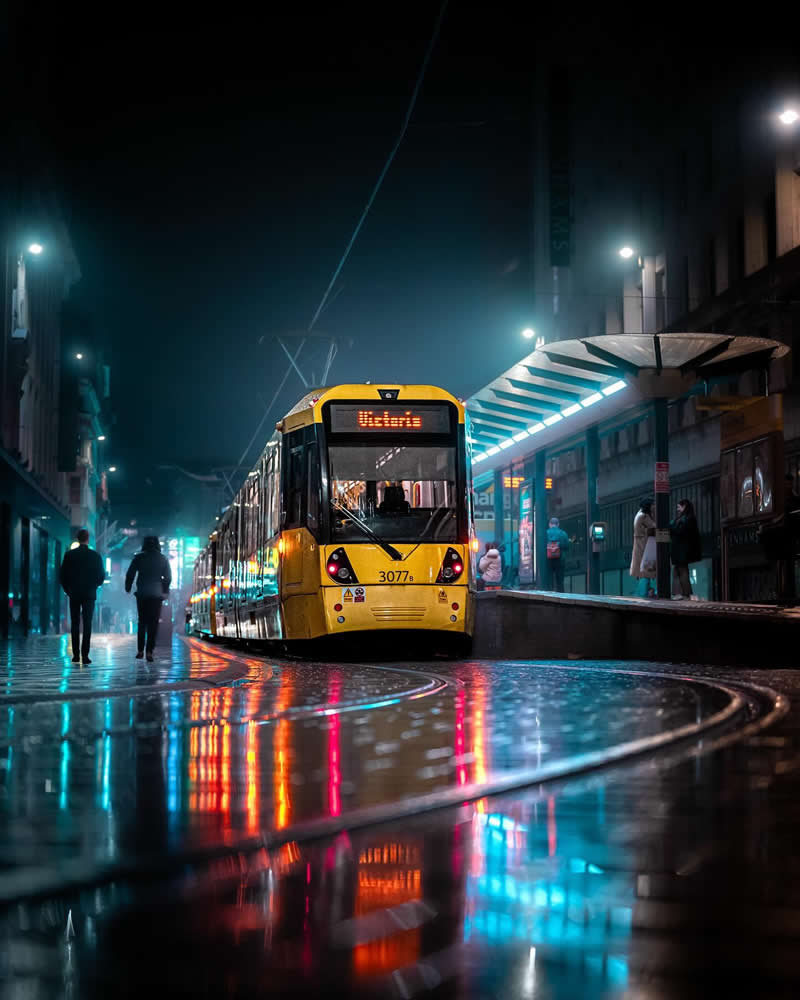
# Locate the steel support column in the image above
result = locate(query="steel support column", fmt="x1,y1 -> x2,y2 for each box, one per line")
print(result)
493,468 -> 504,549
654,398 -> 671,599
535,451 -> 547,589
585,426 -> 600,594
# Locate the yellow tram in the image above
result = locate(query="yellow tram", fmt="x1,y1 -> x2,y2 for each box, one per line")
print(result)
190,385 -> 477,649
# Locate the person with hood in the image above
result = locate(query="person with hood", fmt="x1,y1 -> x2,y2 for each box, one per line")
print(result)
59,528 -> 106,663
546,517 -> 570,592
125,536 -> 172,661
630,498 -> 656,597
669,498 -> 702,599
478,541 -> 503,590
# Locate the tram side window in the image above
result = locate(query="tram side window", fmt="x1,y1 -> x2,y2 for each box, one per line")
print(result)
284,426 -> 320,534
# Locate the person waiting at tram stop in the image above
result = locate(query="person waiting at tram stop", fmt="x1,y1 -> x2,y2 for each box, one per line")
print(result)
630,498 -> 657,597
545,517 -> 570,592
669,498 -> 702,599
478,541 -> 503,590
125,536 -> 172,662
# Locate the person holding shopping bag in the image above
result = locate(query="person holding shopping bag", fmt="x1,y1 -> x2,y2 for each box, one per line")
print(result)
630,498 -> 656,597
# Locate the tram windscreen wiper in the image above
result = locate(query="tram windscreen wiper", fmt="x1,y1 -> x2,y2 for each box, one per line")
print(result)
331,501 -> 403,561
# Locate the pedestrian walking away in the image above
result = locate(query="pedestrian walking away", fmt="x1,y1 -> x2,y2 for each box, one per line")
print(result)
478,541 -> 503,591
669,498 -> 702,599
125,536 -> 172,662
546,517 -> 570,592
59,529 -> 106,663
630,498 -> 656,597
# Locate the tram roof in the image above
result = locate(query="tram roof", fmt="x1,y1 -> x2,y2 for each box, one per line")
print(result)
281,384 -> 465,432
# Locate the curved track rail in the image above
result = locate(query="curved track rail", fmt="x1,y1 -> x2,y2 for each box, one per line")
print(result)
0,644 -> 788,907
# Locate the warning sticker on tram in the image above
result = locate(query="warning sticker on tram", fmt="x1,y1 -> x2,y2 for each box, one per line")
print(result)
354,587 -> 366,603
438,589 -> 448,603
342,588 -> 354,602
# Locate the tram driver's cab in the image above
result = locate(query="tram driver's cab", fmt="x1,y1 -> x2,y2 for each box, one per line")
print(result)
378,484 -> 410,516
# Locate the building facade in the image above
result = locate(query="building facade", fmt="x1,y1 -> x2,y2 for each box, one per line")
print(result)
470,27 -> 800,603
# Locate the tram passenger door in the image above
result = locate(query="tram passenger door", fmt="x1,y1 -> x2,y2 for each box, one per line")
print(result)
281,428 -> 322,615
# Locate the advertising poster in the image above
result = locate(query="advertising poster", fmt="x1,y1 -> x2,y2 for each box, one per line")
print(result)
518,481 -> 533,585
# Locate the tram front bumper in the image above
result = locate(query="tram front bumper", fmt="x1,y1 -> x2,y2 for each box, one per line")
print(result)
323,584 -> 470,633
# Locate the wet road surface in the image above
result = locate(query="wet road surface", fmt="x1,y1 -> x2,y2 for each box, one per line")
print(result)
0,633 -> 797,998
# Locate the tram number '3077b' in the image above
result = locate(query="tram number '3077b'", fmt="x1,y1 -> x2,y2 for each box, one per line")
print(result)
378,570 -> 414,583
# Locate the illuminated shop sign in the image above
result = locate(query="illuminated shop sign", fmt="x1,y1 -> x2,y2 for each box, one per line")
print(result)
329,404 -> 451,434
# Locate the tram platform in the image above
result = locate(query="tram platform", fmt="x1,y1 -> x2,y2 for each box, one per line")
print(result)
474,589 -> 800,667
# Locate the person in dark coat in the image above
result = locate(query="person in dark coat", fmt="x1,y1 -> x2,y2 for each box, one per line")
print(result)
59,529 -> 106,663
669,498 -> 702,599
778,475 -> 800,607
125,536 -> 172,661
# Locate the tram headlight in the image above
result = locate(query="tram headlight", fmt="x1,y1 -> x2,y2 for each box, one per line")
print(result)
436,547 -> 464,584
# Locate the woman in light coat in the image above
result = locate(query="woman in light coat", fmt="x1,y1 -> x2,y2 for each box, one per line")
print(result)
630,498 -> 656,597
478,542 -> 503,588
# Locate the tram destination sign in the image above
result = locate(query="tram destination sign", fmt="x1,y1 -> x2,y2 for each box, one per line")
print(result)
330,403 -> 451,434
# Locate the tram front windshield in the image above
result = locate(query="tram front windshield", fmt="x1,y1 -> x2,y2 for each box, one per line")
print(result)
328,442 -> 457,543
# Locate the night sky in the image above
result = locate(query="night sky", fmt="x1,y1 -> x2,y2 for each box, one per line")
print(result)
25,4 -> 535,525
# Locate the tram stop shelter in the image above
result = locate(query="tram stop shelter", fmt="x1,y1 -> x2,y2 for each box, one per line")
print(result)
468,333 -> 790,598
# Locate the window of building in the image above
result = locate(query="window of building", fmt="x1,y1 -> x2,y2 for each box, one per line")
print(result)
765,189 -> 777,264
69,476 -> 81,506
655,269 -> 665,330
729,216 -> 745,286
707,236 -> 716,297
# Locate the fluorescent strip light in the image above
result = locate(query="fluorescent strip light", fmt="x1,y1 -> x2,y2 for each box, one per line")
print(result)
473,452 -> 488,463
602,380 -> 626,396
561,404 -> 581,417
527,423 -> 545,434
543,413 -> 563,426
486,446 -> 501,456
581,392 -> 603,407
513,430 -> 530,442
499,438 -> 515,449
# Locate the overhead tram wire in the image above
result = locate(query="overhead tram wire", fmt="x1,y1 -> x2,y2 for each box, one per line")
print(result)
235,0 -> 450,478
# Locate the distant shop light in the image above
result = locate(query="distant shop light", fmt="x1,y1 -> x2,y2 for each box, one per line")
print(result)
504,476 -> 523,488
543,414 -> 563,426
602,380 -> 626,396
561,403 -> 581,417
581,392 -> 603,407
545,476 -> 554,490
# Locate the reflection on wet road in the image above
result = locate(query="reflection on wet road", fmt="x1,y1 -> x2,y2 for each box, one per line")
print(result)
0,634 -> 795,998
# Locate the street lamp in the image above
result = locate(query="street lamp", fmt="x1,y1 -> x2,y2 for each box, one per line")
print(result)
27,243 -> 43,255
618,246 -> 634,259
108,466 -> 117,473
779,108 -> 799,125
75,353 -> 84,360
97,434 -> 105,441
521,327 -> 536,340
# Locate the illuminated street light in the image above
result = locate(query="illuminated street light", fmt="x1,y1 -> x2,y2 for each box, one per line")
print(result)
28,243 -> 43,255
619,246 -> 634,259
97,435 -> 106,441
108,466 -> 117,473
521,327 -> 536,340
75,353 -> 84,360
779,108 -> 799,125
